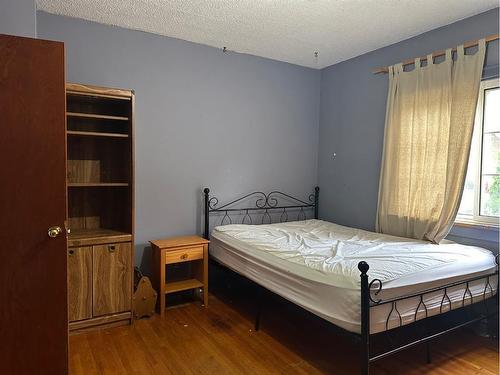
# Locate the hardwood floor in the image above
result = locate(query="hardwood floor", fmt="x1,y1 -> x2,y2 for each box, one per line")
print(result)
69,288 -> 499,375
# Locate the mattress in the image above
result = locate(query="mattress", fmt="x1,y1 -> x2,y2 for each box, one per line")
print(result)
210,219 -> 497,334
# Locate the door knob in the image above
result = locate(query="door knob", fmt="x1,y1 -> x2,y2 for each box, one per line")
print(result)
48,226 -> 62,238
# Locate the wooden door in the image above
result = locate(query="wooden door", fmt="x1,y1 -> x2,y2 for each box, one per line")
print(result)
93,242 -> 132,316
0,35 -> 67,374
68,246 -> 92,321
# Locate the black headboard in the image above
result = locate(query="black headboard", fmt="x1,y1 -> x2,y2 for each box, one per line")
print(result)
203,187 -> 319,239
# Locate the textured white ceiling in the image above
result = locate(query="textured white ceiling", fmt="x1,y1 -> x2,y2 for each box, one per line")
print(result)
36,0 -> 498,69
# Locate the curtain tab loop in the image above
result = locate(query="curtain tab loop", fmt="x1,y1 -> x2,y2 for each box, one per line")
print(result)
457,45 -> 464,57
445,48 -> 452,60
477,38 -> 486,52
414,58 -> 420,69
426,54 -> 433,66
395,63 -> 403,74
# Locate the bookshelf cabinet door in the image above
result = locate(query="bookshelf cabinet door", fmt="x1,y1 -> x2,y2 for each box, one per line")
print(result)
93,242 -> 132,316
68,246 -> 93,321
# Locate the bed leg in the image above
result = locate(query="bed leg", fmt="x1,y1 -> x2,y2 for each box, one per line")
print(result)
490,255 -> 500,340
361,348 -> 369,375
255,288 -> 263,332
488,281 -> 499,339
255,306 -> 261,331
426,342 -> 432,364
359,261 -> 370,375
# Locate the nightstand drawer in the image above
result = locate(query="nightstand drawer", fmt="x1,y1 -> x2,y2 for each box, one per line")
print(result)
165,246 -> 203,264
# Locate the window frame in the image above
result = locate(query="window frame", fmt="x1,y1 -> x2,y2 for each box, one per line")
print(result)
456,78 -> 500,228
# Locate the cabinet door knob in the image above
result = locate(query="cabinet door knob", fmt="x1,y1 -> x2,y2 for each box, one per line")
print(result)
108,245 -> 116,253
180,253 -> 188,260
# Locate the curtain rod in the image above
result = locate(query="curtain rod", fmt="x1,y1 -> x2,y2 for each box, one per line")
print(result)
372,33 -> 499,74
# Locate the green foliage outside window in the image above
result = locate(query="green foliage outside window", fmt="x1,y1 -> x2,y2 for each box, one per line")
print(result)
485,158 -> 500,216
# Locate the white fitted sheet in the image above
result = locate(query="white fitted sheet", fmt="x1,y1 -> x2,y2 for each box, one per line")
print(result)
210,219 -> 497,334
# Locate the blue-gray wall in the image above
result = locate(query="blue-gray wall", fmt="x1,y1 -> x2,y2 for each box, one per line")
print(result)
0,0 -> 36,37
36,7 -> 499,268
36,12 -> 321,272
318,8 -> 499,251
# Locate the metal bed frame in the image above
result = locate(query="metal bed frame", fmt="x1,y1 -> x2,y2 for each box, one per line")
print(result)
202,186 -> 499,375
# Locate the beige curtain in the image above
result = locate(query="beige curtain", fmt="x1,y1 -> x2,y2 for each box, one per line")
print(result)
376,40 -> 486,243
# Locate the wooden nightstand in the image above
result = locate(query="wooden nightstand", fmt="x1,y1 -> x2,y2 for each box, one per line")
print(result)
150,236 -> 209,316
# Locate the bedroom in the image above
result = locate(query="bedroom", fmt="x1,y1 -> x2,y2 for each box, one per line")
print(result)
0,0 -> 499,374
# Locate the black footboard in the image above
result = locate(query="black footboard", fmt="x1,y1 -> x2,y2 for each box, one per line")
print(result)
358,255 -> 499,375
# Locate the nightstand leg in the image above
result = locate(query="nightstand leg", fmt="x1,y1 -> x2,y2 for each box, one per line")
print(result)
160,294 -> 165,317
160,252 -> 166,317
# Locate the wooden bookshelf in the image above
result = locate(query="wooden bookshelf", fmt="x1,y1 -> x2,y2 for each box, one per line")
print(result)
66,83 -> 134,332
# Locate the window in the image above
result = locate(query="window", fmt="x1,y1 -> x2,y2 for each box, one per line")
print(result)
457,78 -> 500,227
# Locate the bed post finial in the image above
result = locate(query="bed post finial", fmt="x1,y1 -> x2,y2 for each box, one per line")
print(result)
359,260 -> 370,375
358,261 -> 369,274
314,186 -> 320,219
204,188 -> 210,239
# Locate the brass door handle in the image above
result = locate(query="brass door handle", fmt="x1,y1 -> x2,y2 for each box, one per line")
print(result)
48,226 -> 62,238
